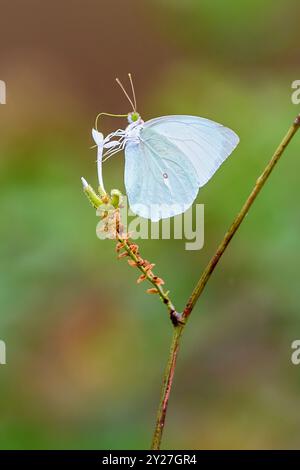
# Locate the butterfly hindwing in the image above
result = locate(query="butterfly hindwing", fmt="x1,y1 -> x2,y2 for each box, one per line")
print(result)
124,130 -> 199,221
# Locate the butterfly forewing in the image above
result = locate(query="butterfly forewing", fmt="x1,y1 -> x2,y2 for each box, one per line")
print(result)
142,115 -> 239,187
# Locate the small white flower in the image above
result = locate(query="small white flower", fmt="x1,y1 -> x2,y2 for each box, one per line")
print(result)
92,128 -> 106,193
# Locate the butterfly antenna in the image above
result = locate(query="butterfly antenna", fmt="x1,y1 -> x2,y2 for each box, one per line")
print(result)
115,77 -> 136,112
95,112 -> 128,130
128,73 -> 137,111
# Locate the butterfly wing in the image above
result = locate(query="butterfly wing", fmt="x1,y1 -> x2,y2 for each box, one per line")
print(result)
142,115 -> 239,187
124,115 -> 239,221
124,132 -> 199,222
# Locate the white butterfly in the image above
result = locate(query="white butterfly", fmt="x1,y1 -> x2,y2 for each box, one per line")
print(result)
91,75 -> 239,222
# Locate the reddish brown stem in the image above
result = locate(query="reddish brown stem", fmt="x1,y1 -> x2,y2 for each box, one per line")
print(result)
151,325 -> 184,450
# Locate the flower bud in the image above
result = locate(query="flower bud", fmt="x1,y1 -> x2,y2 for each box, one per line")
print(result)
81,177 -> 103,209
110,189 -> 123,208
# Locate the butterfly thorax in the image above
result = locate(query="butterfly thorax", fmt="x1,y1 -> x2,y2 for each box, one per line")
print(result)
124,116 -> 144,145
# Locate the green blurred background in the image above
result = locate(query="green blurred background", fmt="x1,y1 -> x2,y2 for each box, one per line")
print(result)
0,0 -> 300,449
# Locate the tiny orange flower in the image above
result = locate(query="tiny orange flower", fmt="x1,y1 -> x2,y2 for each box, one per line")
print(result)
128,259 -> 138,267
129,244 -> 139,253
153,276 -> 165,286
144,263 -> 155,272
146,288 -> 159,294
137,274 -> 147,284
115,242 -> 125,252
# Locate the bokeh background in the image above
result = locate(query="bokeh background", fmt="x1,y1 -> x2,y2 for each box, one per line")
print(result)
0,0 -> 300,450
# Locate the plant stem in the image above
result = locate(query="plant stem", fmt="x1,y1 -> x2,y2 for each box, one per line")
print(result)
116,232 -> 176,315
151,324 -> 184,450
151,115 -> 300,450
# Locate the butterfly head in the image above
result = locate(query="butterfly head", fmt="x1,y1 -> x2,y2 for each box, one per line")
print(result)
127,111 -> 141,124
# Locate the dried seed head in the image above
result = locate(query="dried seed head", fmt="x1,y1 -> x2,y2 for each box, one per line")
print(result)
127,259 -> 138,267
146,288 -> 159,295
118,251 -> 129,259
115,242 -> 125,252
137,274 -> 147,284
153,276 -> 165,286
129,244 -> 139,253
144,263 -> 155,272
